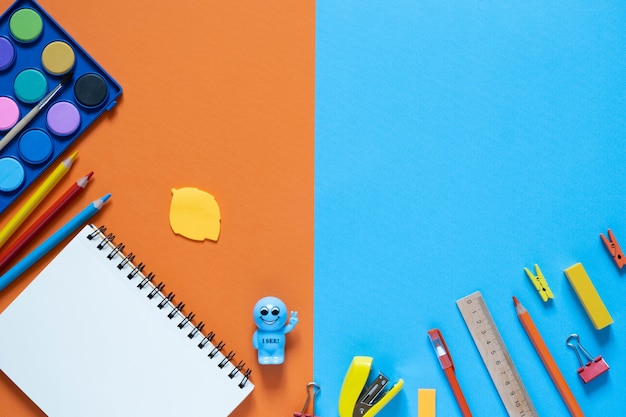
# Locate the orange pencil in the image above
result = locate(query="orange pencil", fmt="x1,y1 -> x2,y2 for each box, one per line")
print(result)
513,296 -> 585,417
0,172 -> 93,273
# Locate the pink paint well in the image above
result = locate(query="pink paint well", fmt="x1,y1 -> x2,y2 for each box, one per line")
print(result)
0,96 -> 19,131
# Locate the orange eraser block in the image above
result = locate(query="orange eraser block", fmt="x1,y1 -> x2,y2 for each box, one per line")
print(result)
564,263 -> 613,330
418,389 -> 436,417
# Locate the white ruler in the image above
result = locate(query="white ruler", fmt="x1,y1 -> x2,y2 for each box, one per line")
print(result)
456,291 -> 538,417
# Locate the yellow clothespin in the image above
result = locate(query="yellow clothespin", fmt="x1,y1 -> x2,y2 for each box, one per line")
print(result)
338,356 -> 404,417
524,264 -> 554,302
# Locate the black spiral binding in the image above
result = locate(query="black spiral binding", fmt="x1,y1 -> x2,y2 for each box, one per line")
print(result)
86,225 -> 252,389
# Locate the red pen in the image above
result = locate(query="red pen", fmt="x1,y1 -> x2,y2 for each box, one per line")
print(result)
427,328 -> 473,417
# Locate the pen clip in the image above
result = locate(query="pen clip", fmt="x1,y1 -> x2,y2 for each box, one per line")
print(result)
427,328 -> 454,370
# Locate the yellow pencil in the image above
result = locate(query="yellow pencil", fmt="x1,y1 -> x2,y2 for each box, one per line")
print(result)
0,152 -> 78,249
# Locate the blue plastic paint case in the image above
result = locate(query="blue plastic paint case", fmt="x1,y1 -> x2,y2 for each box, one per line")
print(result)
0,0 -> 121,213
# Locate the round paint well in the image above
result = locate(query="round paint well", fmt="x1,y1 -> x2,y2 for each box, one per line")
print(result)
0,96 -> 19,131
18,129 -> 53,165
14,68 -> 47,103
9,8 -> 43,43
0,36 -> 15,71
0,157 -> 25,192
41,40 -> 75,75
46,101 -> 80,136
74,73 -> 108,108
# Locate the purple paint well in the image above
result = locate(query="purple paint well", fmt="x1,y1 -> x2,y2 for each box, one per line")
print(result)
0,36 -> 15,71
46,101 -> 81,136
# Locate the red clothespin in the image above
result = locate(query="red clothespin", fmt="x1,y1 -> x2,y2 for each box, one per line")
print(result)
293,382 -> 320,417
600,229 -> 625,268
566,334 -> 609,384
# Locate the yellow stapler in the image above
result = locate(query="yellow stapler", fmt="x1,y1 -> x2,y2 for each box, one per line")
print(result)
338,356 -> 404,417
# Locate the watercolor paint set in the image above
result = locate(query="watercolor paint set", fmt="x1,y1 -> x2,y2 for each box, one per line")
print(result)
0,0 -> 121,214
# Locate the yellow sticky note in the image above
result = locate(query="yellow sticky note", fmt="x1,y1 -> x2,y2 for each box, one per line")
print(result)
564,263 -> 613,330
418,389 -> 436,417
169,187 -> 221,241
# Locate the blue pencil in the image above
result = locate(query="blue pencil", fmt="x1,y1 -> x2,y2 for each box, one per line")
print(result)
0,194 -> 111,292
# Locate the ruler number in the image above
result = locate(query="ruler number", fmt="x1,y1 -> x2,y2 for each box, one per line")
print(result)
456,291 -> 538,417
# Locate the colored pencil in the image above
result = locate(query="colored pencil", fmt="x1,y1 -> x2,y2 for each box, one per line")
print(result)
513,296 -> 585,417
0,193 -> 111,292
0,172 -> 93,273
0,152 -> 78,249
0,71 -> 73,153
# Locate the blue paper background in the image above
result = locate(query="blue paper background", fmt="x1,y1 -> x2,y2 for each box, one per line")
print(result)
315,1 -> 626,416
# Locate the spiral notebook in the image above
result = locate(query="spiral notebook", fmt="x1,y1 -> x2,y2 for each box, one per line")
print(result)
0,224 -> 254,417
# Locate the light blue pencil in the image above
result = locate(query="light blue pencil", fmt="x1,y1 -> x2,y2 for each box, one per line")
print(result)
0,194 -> 111,292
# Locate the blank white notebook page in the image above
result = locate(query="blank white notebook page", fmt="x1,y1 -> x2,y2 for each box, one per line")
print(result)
0,225 -> 253,417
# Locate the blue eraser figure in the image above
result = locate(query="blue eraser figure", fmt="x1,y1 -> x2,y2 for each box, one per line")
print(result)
252,296 -> 298,365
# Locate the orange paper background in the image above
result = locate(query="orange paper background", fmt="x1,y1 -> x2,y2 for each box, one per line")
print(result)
0,0 -> 314,415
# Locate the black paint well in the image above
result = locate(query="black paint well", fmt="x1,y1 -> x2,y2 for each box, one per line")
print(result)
74,72 -> 108,108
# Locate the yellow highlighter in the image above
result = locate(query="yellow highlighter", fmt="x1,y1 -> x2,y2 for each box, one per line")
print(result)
0,152 -> 77,249
564,262 -> 613,330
